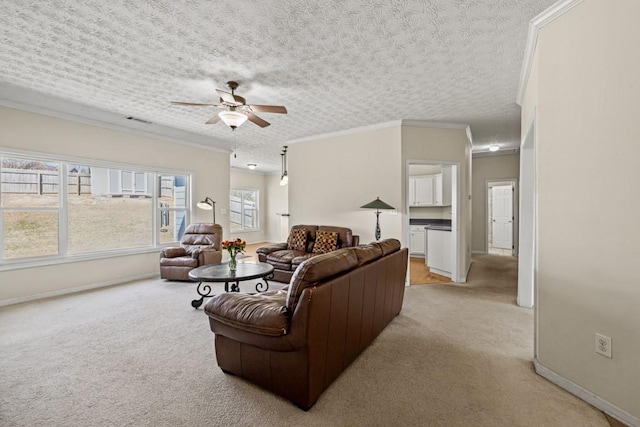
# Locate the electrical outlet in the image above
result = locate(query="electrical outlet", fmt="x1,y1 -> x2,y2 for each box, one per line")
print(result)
595,333 -> 612,358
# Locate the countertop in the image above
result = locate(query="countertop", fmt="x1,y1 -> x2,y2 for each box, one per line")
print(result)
409,218 -> 451,231
424,225 -> 452,232
409,218 -> 452,232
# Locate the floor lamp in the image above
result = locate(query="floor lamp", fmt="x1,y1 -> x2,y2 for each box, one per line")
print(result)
197,197 -> 216,223
360,197 -> 395,241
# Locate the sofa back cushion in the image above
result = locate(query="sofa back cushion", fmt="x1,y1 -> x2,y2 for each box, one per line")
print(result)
374,238 -> 401,256
343,243 -> 383,265
181,223 -> 222,255
286,248 -> 358,312
318,226 -> 354,248
311,230 -> 339,254
287,227 -> 308,251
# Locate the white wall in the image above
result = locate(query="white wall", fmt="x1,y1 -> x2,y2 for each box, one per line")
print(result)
471,154 -> 520,252
265,173 -> 288,242
401,125 -> 472,280
289,126 -> 403,245
229,169 -> 267,243
524,0 -> 640,418
0,106 -> 230,303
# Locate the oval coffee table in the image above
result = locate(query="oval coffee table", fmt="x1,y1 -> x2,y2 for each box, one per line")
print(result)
188,262 -> 275,309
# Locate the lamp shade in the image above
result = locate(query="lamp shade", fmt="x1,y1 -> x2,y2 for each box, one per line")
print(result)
197,197 -> 216,223
197,200 -> 213,210
218,110 -> 248,129
360,197 -> 395,210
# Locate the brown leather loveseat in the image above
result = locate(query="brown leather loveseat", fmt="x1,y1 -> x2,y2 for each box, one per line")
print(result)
159,223 -> 223,281
204,238 -> 408,409
256,225 -> 360,282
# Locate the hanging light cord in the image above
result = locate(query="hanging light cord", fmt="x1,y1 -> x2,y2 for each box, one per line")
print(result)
234,130 -> 237,158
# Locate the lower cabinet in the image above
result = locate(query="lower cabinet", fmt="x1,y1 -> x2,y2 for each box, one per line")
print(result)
409,226 -> 426,256
427,229 -> 452,277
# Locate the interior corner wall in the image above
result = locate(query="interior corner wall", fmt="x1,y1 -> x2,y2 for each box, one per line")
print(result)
229,170 -> 268,243
0,106 -> 230,303
265,173 -> 288,242
401,126 -> 472,280
288,126 -> 402,245
531,0 -> 640,417
471,154 -> 520,252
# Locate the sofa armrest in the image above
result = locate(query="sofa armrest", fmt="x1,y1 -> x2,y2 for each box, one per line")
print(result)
160,247 -> 187,258
194,248 -> 222,265
256,242 -> 288,256
205,291 -> 289,336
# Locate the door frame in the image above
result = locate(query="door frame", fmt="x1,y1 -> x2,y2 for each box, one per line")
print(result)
405,160 -> 460,283
485,179 -> 519,256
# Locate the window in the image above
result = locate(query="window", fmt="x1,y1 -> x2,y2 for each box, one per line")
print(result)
1,157 -> 60,259
157,175 -> 188,244
230,189 -> 259,232
66,165 -> 154,254
0,151 -> 191,265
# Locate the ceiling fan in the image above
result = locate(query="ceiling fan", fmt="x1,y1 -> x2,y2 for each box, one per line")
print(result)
171,81 -> 287,130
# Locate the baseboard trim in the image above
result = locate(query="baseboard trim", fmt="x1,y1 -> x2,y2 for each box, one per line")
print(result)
534,358 -> 639,427
0,272 -> 159,307
471,250 -> 487,255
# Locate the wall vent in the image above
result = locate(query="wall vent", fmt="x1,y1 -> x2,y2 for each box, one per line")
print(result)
125,116 -> 153,124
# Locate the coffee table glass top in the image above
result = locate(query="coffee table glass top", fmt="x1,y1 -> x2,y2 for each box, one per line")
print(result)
189,262 -> 274,282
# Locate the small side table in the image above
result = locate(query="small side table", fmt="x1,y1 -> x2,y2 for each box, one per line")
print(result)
188,262 -> 275,309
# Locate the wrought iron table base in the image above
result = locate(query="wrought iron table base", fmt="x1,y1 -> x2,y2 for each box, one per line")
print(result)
190,274 -> 273,309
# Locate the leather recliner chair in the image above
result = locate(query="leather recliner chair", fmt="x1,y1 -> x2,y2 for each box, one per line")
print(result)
159,223 -> 223,281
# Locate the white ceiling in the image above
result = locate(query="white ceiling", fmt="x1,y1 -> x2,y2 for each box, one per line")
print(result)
0,0 -> 556,172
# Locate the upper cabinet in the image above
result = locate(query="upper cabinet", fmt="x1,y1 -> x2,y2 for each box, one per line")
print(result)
409,166 -> 452,207
410,176 -> 434,206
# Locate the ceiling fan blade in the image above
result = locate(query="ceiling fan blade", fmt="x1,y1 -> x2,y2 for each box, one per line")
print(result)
216,89 -> 242,104
205,115 -> 221,125
246,112 -> 270,128
249,105 -> 288,114
171,101 -> 219,107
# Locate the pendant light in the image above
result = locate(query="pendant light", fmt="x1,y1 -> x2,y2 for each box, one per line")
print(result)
280,146 -> 288,186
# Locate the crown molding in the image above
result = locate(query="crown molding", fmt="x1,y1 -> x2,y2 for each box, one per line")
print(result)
516,0 -> 584,106
286,119 -> 471,146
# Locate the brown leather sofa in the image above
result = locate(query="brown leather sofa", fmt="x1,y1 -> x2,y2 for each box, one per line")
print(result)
256,225 -> 360,283
159,223 -> 223,281
204,238 -> 408,409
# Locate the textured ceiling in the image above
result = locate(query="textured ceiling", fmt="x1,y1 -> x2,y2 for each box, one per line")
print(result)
0,0 -> 556,172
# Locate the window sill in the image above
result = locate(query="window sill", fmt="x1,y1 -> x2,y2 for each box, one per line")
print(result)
0,246 -> 163,272
230,229 -> 261,234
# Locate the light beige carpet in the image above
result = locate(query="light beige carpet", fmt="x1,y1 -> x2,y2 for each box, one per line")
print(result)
0,256 -> 609,426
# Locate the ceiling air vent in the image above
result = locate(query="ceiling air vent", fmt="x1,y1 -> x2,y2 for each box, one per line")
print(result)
125,116 -> 153,124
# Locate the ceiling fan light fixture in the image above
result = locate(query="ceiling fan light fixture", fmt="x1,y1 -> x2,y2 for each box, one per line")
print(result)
218,110 -> 248,129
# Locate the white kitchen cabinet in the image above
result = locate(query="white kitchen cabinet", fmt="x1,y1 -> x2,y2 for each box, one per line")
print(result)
427,229 -> 452,277
409,176 -> 434,206
433,167 -> 452,206
409,226 -> 426,256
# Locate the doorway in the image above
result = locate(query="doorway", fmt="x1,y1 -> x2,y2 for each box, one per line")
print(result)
486,180 -> 518,256
406,161 -> 460,284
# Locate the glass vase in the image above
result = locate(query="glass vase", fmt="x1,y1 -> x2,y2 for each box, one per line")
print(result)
228,253 -> 237,271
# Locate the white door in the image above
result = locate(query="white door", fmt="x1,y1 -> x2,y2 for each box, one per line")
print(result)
492,185 -> 513,249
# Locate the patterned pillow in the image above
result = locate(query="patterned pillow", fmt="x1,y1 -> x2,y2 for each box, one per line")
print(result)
287,228 -> 308,251
312,231 -> 339,254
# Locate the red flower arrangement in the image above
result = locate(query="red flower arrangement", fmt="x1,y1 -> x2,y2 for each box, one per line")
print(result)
222,238 -> 246,270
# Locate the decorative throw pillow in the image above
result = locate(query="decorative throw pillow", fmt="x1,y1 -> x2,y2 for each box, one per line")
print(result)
287,228 -> 308,251
312,231 -> 339,254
